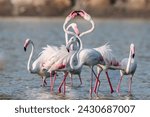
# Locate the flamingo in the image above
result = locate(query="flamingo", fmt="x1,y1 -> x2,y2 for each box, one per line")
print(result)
66,35 -> 105,97
116,43 -> 137,94
24,38 -> 58,87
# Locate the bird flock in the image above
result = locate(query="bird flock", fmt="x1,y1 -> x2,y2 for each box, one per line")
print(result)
24,10 -> 137,98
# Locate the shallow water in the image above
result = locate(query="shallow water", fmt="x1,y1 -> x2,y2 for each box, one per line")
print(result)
0,18 -> 150,100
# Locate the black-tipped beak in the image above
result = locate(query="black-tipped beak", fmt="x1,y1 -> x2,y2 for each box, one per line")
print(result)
24,47 -> 26,52
132,53 -> 135,58
66,48 -> 70,52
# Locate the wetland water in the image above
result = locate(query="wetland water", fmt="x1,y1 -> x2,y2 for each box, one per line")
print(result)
0,18 -> 150,99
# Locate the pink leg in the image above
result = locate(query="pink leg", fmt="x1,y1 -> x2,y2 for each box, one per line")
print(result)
105,71 -> 114,93
116,75 -> 123,93
58,72 -> 68,93
93,70 -> 102,94
64,79 -> 66,95
91,68 -> 101,96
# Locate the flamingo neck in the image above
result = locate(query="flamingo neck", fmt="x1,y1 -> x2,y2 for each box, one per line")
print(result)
70,36 -> 83,70
79,20 -> 94,37
126,49 -> 132,73
27,42 -> 34,73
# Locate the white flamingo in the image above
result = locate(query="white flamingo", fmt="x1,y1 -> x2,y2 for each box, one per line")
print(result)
24,39 -> 58,87
116,43 -> 137,94
66,35 -> 105,97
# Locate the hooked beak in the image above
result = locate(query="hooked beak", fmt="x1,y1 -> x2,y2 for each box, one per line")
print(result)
66,45 -> 70,52
24,47 -> 26,52
66,48 -> 70,52
132,53 -> 135,58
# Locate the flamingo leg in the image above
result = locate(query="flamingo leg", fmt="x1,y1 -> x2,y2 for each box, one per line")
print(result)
44,78 -> 47,85
50,72 -> 53,92
51,72 -> 57,91
91,68 -> 100,96
41,76 -> 47,87
64,78 -> 66,95
58,72 -> 68,93
128,75 -> 133,94
78,74 -> 82,86
70,74 -> 73,86
90,68 -> 94,98
116,74 -> 123,93
93,69 -> 102,94
105,71 -> 114,93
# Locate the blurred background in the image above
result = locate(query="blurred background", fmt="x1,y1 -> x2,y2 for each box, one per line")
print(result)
0,0 -> 150,17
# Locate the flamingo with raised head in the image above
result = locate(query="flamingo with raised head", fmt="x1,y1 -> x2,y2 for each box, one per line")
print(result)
116,43 -> 137,94
24,39 -> 58,87
66,35 -> 105,97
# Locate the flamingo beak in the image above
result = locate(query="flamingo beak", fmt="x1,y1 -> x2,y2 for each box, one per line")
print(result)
24,47 -> 27,52
132,53 -> 135,58
67,48 -> 70,52
66,44 -> 70,52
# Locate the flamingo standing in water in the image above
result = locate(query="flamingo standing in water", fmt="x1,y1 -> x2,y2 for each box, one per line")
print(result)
116,43 -> 137,94
24,39 -> 58,86
66,35 -> 105,97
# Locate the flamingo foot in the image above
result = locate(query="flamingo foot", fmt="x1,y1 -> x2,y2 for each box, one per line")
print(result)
116,87 -> 120,93
58,87 -> 61,93
111,89 -> 114,94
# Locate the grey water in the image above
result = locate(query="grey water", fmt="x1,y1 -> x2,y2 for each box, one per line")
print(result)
0,18 -> 150,100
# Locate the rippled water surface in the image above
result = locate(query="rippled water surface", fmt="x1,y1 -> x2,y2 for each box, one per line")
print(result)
0,18 -> 150,100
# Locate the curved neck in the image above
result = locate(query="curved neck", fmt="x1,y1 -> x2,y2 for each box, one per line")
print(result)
70,36 -> 83,70
79,20 -> 94,37
27,42 -> 34,73
65,23 -> 73,45
63,21 -> 81,40
126,49 -> 132,73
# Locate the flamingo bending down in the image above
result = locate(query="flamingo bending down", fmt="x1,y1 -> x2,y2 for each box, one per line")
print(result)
116,43 -> 137,94
24,39 -> 58,87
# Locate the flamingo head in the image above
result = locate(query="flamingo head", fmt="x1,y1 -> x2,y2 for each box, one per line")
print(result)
71,23 -> 80,36
78,10 -> 92,22
130,43 -> 135,58
66,37 -> 78,52
65,11 -> 78,23
24,38 -> 32,51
